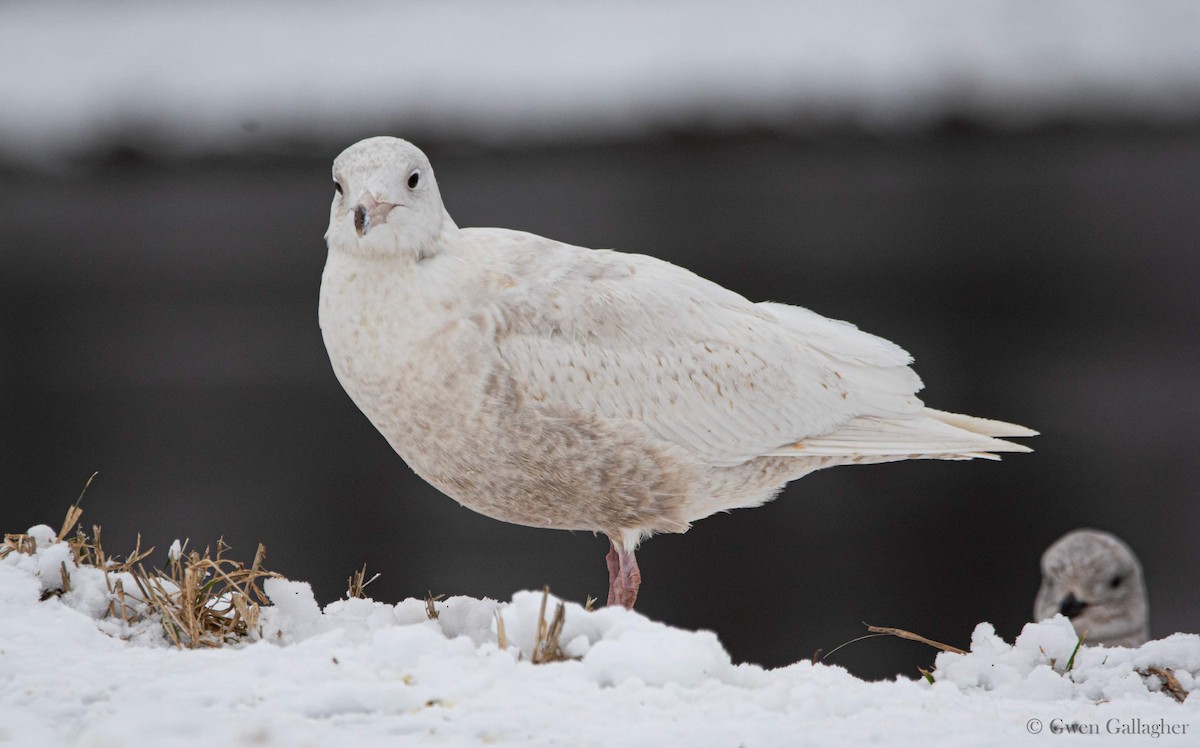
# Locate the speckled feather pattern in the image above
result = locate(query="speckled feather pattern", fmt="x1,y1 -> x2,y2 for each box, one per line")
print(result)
320,137 -> 1034,545
1034,529 -> 1149,647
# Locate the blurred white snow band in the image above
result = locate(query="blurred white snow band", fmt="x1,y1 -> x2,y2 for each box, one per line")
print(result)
2,0 -> 1200,164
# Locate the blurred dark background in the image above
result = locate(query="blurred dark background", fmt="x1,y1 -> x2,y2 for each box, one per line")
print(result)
2,2 -> 1198,680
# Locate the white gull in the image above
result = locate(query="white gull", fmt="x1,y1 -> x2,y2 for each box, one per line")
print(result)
319,136 -> 1035,608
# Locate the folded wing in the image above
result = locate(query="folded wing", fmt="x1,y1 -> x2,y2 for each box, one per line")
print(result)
480,231 -> 1031,466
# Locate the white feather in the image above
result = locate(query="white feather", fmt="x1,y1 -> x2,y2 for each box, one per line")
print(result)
321,137 -> 1035,548
467,229 -> 1029,467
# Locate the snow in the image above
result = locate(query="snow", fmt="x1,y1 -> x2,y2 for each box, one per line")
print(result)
1,1 -> 1199,166
2,527 -> 1197,746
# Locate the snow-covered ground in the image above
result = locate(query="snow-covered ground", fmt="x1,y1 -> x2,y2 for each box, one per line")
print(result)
1,1 -> 1199,166
2,526 -> 1196,747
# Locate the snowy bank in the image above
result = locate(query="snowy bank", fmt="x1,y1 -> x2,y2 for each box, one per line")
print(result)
2,1 -> 1200,166
1,525 -> 1197,747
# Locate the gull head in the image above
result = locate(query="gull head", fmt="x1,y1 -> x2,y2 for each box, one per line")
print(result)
326,136 -> 452,260
1033,528 -> 1149,646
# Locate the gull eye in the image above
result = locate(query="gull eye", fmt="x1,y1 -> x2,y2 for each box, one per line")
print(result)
1109,575 -> 1125,589
407,171 -> 420,189
333,180 -> 343,195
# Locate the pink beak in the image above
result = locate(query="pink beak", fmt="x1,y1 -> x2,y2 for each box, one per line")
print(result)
354,194 -> 398,236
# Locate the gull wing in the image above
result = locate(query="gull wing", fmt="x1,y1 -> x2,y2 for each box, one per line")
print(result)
471,229 -> 1031,466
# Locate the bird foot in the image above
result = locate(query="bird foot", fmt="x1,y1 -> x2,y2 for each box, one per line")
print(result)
605,540 -> 641,609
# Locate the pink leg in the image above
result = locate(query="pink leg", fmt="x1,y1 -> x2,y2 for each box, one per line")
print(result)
605,539 -> 641,609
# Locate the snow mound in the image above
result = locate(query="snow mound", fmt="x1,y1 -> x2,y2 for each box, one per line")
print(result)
2,526 -> 1197,746
935,621 -> 1200,703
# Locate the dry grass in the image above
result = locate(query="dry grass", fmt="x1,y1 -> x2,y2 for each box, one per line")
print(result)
495,610 -> 508,650
4,482 -> 279,649
130,538 -> 276,648
1141,667 -> 1189,703
346,563 -> 380,599
864,624 -> 967,655
492,587 -> 578,665
530,586 -> 574,665
814,622 -> 967,682
0,531 -> 37,559
425,592 -> 445,620
814,623 -> 965,665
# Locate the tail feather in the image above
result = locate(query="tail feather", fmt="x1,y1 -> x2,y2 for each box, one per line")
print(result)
766,407 -> 1035,461
923,408 -> 1039,438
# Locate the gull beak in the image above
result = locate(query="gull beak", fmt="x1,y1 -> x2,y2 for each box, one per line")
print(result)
354,193 -> 399,236
1058,592 -> 1089,619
